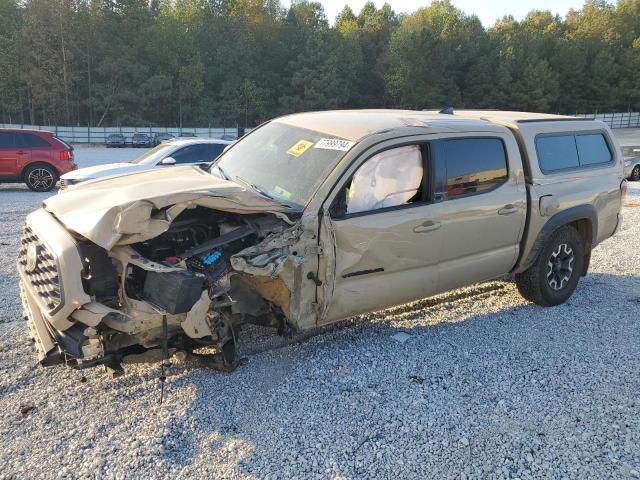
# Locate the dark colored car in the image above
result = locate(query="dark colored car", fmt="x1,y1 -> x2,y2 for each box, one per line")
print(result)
219,134 -> 238,141
106,133 -> 126,148
152,133 -> 174,146
0,129 -> 76,192
132,133 -> 153,148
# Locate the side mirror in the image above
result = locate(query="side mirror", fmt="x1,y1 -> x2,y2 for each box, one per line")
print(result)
160,157 -> 176,166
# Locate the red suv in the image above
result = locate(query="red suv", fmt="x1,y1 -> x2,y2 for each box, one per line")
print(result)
0,129 -> 77,192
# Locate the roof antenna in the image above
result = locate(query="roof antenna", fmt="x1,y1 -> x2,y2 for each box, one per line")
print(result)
439,107 -> 454,115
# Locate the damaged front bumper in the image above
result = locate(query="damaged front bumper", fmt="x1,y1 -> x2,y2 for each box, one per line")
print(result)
18,203 -> 318,372
18,209 -> 91,365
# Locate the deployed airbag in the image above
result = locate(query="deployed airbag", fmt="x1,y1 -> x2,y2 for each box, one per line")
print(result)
347,145 -> 423,214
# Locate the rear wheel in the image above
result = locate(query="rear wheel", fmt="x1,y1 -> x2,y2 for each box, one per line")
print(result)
24,164 -> 58,192
631,165 -> 640,181
515,225 -> 585,306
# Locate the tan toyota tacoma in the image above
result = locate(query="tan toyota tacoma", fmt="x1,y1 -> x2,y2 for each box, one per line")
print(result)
18,110 -> 626,373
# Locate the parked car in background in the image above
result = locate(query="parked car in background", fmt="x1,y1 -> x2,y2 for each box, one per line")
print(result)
0,128 -> 76,192
59,138 -> 233,189
153,132 -> 174,146
179,132 -> 197,138
622,146 -> 640,181
131,133 -> 153,148
106,133 -> 126,148
219,134 -> 238,141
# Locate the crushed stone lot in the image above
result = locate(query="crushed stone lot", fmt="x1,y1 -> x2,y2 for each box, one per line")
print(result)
0,147 -> 639,479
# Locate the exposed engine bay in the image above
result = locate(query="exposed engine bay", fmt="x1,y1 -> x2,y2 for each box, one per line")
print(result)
124,208 -> 258,313
31,204 -> 306,374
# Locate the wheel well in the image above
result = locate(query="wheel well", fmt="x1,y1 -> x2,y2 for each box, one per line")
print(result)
567,218 -> 592,276
518,205 -> 597,274
568,218 -> 592,252
21,162 -> 60,181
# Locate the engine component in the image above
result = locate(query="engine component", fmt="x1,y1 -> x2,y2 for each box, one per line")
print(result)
142,270 -> 204,314
186,249 -> 233,298
181,223 -> 255,258
132,207 -> 222,261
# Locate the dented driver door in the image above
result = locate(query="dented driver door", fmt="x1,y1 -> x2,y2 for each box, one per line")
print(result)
317,141 -> 444,324
320,204 -> 443,323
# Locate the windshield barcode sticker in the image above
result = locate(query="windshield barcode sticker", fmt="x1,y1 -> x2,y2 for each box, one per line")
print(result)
314,139 -> 355,151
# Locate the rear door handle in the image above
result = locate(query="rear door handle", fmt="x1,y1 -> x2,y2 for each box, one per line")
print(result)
413,220 -> 441,233
498,204 -> 519,215
16,151 -> 27,155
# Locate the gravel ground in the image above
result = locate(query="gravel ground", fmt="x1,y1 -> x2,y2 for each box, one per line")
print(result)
0,147 -> 639,479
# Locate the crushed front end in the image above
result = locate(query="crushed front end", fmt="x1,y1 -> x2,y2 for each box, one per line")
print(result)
18,199 -> 314,374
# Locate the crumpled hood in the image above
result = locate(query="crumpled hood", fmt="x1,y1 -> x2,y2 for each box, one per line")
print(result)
60,162 -> 148,181
45,165 -> 292,250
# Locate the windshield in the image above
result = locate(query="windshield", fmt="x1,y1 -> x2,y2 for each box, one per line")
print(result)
211,122 -> 354,208
130,143 -> 175,165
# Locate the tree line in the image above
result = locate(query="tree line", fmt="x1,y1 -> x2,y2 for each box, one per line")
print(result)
0,0 -> 638,128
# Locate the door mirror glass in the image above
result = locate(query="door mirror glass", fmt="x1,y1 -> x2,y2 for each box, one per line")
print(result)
160,157 -> 176,166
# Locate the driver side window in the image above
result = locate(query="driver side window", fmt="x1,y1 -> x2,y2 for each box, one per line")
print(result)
331,144 -> 428,217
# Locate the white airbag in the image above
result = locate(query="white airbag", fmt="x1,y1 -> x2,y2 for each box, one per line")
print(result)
347,145 -> 423,214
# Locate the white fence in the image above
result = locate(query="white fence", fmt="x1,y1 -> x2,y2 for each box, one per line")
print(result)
575,112 -> 640,129
2,112 -> 638,144
0,124 -> 240,144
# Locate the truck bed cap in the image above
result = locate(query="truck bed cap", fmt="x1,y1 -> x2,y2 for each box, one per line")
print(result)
430,109 -> 597,128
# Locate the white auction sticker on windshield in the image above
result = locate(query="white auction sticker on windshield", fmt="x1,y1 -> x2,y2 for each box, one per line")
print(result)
314,138 -> 355,152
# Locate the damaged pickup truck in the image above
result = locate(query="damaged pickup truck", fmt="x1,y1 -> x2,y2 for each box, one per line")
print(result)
18,109 -> 625,374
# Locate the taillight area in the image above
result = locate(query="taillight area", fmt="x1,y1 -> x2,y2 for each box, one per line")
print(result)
620,179 -> 628,201
59,149 -> 72,161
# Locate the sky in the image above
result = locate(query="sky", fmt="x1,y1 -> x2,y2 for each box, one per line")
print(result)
285,0 -> 588,27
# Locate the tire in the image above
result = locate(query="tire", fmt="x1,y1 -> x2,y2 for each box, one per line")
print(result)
631,165 -> 640,182
515,225 -> 585,307
24,164 -> 58,192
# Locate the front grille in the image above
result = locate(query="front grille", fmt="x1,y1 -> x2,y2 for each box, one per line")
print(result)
18,227 -> 63,312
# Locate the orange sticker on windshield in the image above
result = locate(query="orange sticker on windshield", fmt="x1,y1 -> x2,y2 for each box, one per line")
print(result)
287,139 -> 314,157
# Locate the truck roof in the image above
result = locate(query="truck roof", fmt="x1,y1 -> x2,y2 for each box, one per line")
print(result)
275,109 -> 507,141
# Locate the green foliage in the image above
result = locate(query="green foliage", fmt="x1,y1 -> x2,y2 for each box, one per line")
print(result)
388,1 -> 485,108
0,0 -> 637,126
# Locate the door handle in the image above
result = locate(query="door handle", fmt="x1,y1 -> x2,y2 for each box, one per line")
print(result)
413,220 -> 441,233
16,150 -> 27,155
498,204 -> 519,215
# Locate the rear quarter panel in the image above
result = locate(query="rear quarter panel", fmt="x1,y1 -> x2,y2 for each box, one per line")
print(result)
515,121 -> 623,272
30,144 -> 54,166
